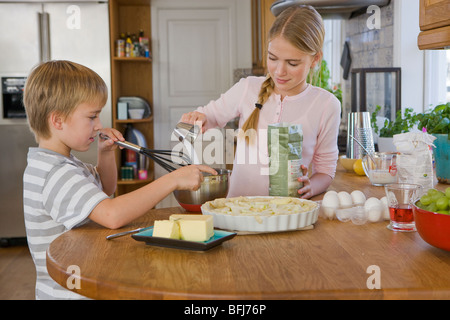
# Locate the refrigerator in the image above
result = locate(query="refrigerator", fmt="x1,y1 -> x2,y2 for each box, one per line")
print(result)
0,0 -> 111,243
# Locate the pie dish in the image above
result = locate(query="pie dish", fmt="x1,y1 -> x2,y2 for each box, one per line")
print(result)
201,196 -> 319,232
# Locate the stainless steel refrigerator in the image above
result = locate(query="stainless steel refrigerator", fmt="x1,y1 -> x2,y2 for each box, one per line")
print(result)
0,0 -> 111,243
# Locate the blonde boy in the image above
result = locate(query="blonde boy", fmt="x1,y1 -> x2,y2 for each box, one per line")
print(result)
23,60 -> 215,299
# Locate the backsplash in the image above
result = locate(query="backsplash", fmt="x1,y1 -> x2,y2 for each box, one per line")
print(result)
341,1 -> 395,128
344,2 -> 394,69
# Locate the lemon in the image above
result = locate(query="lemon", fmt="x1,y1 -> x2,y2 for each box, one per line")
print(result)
353,159 -> 365,175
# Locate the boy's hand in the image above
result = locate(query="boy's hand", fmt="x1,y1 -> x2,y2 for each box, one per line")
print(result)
171,165 -> 217,191
98,128 -> 125,152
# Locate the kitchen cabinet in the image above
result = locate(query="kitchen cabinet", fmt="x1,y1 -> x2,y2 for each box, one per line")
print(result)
418,0 -> 450,49
251,0 -> 276,74
109,0 -> 154,196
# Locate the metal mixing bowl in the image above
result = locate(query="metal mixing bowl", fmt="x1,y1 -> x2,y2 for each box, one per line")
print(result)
173,168 -> 231,212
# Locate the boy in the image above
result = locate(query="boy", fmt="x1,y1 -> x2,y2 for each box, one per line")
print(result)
23,60 -> 216,299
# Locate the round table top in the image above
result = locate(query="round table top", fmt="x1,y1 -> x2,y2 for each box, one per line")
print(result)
46,167 -> 450,300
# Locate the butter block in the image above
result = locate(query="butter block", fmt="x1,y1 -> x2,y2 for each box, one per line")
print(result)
152,220 -> 180,239
169,214 -> 214,242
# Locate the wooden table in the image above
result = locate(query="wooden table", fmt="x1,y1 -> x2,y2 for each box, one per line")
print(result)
47,166 -> 450,300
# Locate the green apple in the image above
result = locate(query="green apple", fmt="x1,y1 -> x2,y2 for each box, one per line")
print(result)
446,187 -> 450,198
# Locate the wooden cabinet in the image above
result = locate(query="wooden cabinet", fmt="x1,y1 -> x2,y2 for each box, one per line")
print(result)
251,0 -> 276,74
418,0 -> 450,49
109,0 -> 154,196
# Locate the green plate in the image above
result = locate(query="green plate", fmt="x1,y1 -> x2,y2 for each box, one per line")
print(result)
132,227 -> 236,251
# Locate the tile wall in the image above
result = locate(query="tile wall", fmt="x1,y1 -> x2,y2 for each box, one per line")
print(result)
342,2 -> 395,116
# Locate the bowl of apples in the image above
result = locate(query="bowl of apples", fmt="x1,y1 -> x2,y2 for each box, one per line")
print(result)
412,187 -> 450,251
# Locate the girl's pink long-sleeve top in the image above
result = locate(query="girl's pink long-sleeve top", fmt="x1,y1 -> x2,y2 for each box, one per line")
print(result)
196,76 -> 341,198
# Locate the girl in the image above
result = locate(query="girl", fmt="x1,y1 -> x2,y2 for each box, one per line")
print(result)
181,5 -> 341,199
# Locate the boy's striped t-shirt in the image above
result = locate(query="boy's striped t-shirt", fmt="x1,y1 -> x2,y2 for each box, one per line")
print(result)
23,148 -> 109,300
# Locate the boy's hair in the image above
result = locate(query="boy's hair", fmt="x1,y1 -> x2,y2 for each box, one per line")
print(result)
241,5 -> 325,143
23,60 -> 108,142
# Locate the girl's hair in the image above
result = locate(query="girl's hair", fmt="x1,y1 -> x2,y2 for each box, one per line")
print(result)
241,5 -> 324,143
23,60 -> 107,142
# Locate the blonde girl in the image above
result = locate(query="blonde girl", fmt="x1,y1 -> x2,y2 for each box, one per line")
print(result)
181,5 -> 341,198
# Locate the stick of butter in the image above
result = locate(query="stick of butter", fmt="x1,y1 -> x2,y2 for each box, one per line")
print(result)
152,220 -> 180,239
169,214 -> 214,242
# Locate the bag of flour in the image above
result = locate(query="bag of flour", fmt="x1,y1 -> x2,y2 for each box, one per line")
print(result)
393,131 -> 437,191
268,123 -> 303,197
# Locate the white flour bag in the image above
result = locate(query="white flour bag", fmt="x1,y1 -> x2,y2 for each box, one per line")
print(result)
393,131 -> 437,191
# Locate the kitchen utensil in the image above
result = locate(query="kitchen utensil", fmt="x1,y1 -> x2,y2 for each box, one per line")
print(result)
412,199 -> 450,251
173,122 -> 202,165
106,226 -> 152,240
118,96 -> 151,118
362,152 -> 398,186
173,122 -> 200,144
384,183 -> 423,232
346,112 -> 375,159
99,133 -> 190,172
173,168 -> 231,212
128,109 -> 145,119
349,134 -> 377,166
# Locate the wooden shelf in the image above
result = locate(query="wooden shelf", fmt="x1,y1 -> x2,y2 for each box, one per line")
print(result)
109,0 -> 154,197
113,57 -> 152,62
117,178 -> 153,185
114,116 -> 153,125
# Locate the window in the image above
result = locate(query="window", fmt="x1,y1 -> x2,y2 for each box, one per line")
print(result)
322,19 -> 343,87
423,50 -> 449,110
447,50 -> 450,103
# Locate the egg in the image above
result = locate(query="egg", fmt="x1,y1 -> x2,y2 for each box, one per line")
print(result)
337,191 -> 353,208
351,190 -> 366,205
380,196 -> 390,220
322,190 -> 338,203
322,191 -> 339,219
323,190 -> 338,198
364,197 -> 382,222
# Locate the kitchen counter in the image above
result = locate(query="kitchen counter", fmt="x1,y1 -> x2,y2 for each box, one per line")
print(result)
46,165 -> 450,300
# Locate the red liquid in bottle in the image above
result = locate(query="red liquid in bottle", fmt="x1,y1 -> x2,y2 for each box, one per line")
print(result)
389,204 -> 414,223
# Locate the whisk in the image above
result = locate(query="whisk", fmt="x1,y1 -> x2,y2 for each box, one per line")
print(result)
99,133 -> 190,172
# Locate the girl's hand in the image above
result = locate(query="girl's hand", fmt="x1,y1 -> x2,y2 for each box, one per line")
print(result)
98,128 -> 125,152
180,111 -> 207,132
297,165 -> 312,199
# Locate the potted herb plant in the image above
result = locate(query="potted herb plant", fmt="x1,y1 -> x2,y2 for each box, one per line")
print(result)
309,60 -> 342,104
370,105 -> 418,152
416,102 -> 450,183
